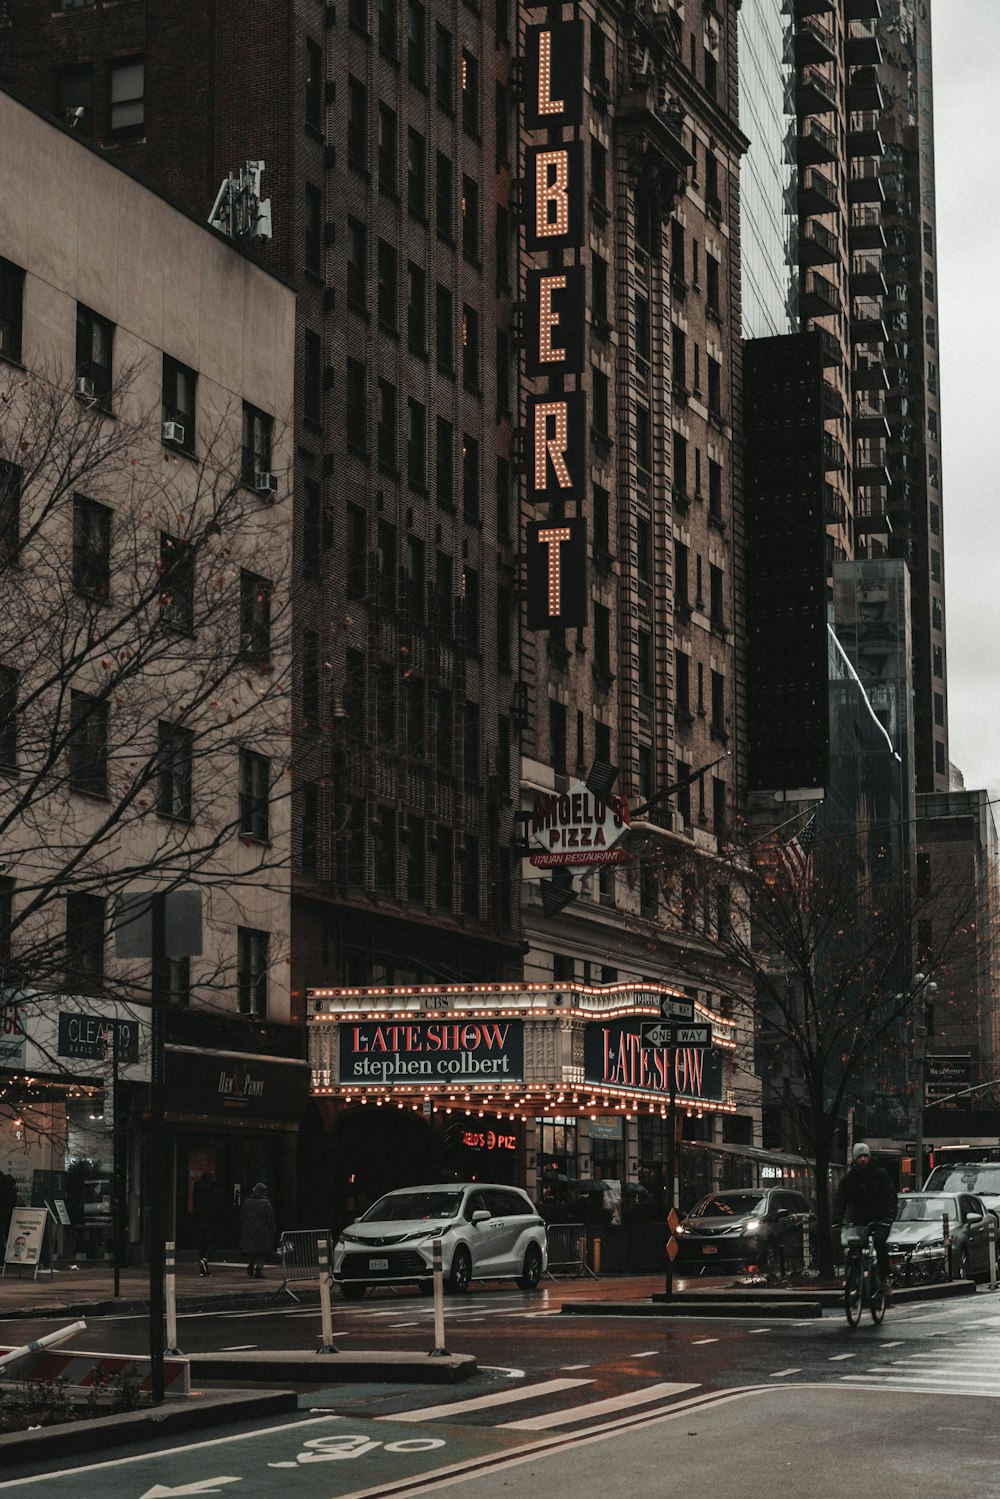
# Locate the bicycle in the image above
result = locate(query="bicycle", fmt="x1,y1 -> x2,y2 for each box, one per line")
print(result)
841,1222 -> 889,1327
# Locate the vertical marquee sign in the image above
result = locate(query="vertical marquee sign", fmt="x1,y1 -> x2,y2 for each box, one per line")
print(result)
522,16 -> 589,632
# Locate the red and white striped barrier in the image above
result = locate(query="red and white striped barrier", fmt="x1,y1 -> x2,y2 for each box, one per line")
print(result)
0,1344 -> 190,1397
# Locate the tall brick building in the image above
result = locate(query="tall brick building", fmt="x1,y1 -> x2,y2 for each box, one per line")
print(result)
2,0 -> 525,1015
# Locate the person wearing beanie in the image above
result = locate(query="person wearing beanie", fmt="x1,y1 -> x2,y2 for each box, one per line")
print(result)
833,1143 -> 898,1294
239,1181 -> 277,1278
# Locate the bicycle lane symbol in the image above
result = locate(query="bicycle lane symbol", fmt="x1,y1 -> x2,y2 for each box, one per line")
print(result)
269,1433 -> 447,1468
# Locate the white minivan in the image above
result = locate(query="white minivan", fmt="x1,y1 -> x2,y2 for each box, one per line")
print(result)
333,1182 -> 548,1298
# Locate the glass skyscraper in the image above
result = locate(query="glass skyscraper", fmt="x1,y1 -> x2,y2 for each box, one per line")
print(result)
739,0 -> 797,337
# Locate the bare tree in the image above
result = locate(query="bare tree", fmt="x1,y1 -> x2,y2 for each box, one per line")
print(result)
639,813 -> 978,1275
0,360 -> 293,1135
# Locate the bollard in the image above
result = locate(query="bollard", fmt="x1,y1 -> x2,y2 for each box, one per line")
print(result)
164,1241 -> 181,1356
989,1215 -> 999,1292
942,1211 -> 951,1280
592,1236 -> 602,1276
802,1221 -> 811,1271
316,1234 -> 338,1353
428,1239 -> 449,1357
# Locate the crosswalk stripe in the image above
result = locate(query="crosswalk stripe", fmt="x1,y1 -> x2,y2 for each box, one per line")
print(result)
841,1376 -> 1000,1396
846,1371 -> 1000,1389
378,1377 -> 592,1422
499,1381 -> 699,1431
770,1368 -> 801,1378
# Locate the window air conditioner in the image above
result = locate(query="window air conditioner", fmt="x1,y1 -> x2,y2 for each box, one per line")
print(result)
254,472 -> 278,496
76,376 -> 96,400
162,421 -> 185,445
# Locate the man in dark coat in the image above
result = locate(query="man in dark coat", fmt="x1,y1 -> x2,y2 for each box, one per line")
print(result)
833,1142 -> 898,1291
191,1171 -> 222,1276
0,1170 -> 17,1251
239,1181 -> 276,1278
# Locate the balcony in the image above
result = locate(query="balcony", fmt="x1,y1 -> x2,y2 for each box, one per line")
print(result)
795,0 -> 835,13
847,67 -> 884,114
822,432 -> 846,472
849,206 -> 886,252
801,219 -> 840,267
824,482 -> 846,524
852,300 -> 888,343
853,355 -> 890,391
848,111 -> 884,158
846,0 -> 882,19
855,503 -> 892,537
801,269 -> 841,319
854,460 -> 892,489
850,255 -> 887,298
797,117 -> 838,167
799,167 -> 838,218
846,23 -> 883,68
796,15 -> 837,66
816,327 -> 844,368
797,65 -> 838,116
822,379 -> 845,422
848,161 -> 886,206
853,401 -> 891,440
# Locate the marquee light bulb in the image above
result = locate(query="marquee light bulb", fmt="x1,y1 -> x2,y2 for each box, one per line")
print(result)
534,149 -> 570,237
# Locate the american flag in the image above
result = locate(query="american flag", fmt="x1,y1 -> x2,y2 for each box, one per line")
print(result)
779,814 -> 817,886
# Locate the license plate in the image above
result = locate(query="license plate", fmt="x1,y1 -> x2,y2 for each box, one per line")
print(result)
702,1245 -> 718,1254
369,1258 -> 389,1271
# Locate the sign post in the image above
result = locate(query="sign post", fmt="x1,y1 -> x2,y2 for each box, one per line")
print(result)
2,1207 -> 50,1280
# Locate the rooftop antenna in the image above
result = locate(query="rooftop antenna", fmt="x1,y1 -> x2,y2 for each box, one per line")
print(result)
208,160 -> 272,244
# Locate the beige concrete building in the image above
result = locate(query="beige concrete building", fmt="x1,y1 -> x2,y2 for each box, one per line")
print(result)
0,85 -> 298,1260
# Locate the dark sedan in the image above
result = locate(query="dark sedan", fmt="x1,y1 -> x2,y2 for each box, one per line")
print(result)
674,1188 -> 815,1274
887,1191 -> 996,1284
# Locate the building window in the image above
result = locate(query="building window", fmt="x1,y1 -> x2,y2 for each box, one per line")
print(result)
634,294 -> 650,362
377,379 -> 397,470
463,701 -> 480,784
159,532 -> 194,633
0,463 -> 20,564
594,603 -> 611,676
305,37 -> 323,130
462,433 -> 480,520
592,252 -> 608,326
435,151 -> 453,241
435,554 -> 453,638
591,138 -> 607,206
346,218 -> 367,311
347,76 -> 367,172
496,584 -> 512,672
675,649 -> 690,718
932,596 -> 943,631
462,305 -> 479,391
407,129 -> 426,218
933,645 -> 943,678
495,81 -> 510,167
76,304 -> 114,401
637,516 -> 651,584
69,691 -> 108,798
303,329 -> 322,426
496,457 -> 511,541
304,183 -> 322,275
710,563 -> 724,628
706,254 -> 720,316
240,570 -> 272,662
435,282 -> 453,372
637,630 -> 653,699
161,355 -> 196,452
407,262 -> 426,353
435,24 -> 453,110
934,692 -> 944,727
407,815 -> 426,902
377,239 -> 397,331
72,495 -> 112,601
344,647 -> 365,727
549,700 -> 566,775
495,204 -> 510,289
461,566 -> 480,650
592,368 -> 609,435
674,539 -> 689,605
461,835 -> 479,918
461,49 -> 479,134
157,721 -> 193,821
408,0 -> 426,86
377,519 -> 397,610
0,258 -> 24,364
709,459 -> 722,521
237,926 -> 269,1016
346,503 -> 366,599
636,404 -> 651,472
346,358 -> 366,454
711,670 -> 725,738
404,534 -> 425,620
66,893 -> 105,992
302,629 -> 320,727
671,325 -> 686,393
593,484 -> 609,555
935,740 -> 945,777
378,103 -> 397,196
0,666 -> 18,768
56,65 -> 92,136
376,665 -> 396,747
462,175 -> 479,261
407,399 -> 426,489
241,403 -> 273,485
673,432 -> 687,498
435,827 -> 454,909
435,417 -> 455,510
406,675 -> 425,757
109,60 -> 144,138
708,356 -> 722,418
239,749 -> 270,841
378,0 -> 397,56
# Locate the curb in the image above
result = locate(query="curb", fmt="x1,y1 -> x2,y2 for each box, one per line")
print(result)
0,1289 -> 295,1320
188,1350 -> 478,1384
0,1388 -> 298,1468
562,1299 -> 824,1319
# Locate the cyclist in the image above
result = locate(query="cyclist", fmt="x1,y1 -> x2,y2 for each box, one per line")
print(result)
833,1142 -> 897,1299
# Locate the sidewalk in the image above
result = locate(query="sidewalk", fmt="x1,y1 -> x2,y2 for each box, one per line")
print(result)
0,1258 -> 282,1320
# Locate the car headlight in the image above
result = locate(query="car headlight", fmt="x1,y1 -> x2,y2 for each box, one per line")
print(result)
675,1224 -> 686,1235
744,1218 -> 763,1232
405,1225 -> 448,1242
338,1231 -> 363,1245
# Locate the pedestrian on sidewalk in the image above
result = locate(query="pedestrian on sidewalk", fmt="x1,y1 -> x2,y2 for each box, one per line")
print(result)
0,1169 -> 17,1251
192,1171 -> 222,1276
239,1181 -> 276,1279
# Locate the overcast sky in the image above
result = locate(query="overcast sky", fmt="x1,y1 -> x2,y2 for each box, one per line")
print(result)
932,2 -> 1000,798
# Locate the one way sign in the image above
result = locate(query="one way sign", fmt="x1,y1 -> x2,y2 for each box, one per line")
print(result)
640,1021 -> 712,1049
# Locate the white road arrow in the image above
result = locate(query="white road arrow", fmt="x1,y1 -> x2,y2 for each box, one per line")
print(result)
141,1480 -> 242,1498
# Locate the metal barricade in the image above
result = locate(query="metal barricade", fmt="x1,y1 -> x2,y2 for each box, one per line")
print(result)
273,1228 -> 333,1304
544,1222 -> 598,1280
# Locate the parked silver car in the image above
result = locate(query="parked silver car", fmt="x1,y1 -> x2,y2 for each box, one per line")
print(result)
887,1191 -> 996,1283
333,1183 -> 548,1298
